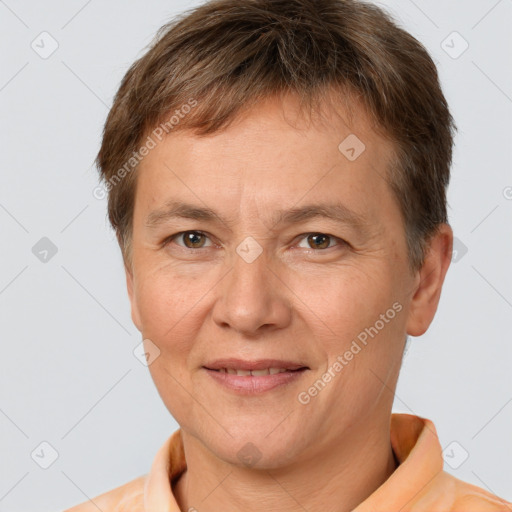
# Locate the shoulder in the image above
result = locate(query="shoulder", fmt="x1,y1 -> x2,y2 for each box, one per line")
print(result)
63,474 -> 147,512
431,470 -> 512,511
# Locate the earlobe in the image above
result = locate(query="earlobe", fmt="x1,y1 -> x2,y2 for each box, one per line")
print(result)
405,224 -> 453,337
125,264 -> 142,333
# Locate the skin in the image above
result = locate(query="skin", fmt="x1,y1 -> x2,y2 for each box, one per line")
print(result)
125,93 -> 453,511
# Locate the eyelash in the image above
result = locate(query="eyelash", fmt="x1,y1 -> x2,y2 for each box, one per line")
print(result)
162,231 -> 347,252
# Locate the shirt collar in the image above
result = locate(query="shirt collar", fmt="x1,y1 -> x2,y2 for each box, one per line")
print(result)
353,413 -> 444,510
143,413 -> 443,511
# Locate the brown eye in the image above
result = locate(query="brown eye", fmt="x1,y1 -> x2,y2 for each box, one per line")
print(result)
181,231 -> 207,248
306,233 -> 332,249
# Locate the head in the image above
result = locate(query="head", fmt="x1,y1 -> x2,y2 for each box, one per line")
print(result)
97,0 -> 454,467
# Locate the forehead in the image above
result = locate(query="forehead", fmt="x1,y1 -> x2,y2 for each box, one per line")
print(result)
135,94 -> 398,228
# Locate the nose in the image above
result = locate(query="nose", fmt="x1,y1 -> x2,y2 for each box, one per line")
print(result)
211,250 -> 292,336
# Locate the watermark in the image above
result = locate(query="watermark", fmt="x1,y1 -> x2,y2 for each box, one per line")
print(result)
440,31 -> 469,60
237,442 -> 263,467
297,301 -> 403,405
133,338 -> 161,366
93,98 -> 198,200
31,441 -> 59,469
451,236 -> 468,263
236,236 -> 263,263
31,31 -> 59,59
442,440 -> 469,469
32,236 -> 58,263
338,133 -> 366,161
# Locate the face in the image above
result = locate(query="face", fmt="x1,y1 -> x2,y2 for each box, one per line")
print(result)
126,94 -> 429,468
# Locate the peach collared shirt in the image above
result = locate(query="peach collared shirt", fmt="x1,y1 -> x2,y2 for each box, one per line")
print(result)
65,413 -> 511,511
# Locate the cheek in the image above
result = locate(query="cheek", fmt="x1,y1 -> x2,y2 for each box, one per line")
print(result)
294,264 -> 395,341
295,263 -> 406,390
134,268 -> 210,354
310,275 -> 405,409
134,270 -> 221,433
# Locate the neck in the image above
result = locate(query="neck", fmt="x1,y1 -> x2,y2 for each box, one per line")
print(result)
174,415 -> 398,512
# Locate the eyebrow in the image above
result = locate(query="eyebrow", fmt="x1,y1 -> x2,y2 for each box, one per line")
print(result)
145,200 -> 224,228
145,200 -> 372,234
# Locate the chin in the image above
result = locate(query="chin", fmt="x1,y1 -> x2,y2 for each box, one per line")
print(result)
220,442 -> 303,470
206,421 -> 308,470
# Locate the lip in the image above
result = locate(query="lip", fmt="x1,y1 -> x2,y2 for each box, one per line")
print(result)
203,358 -> 308,371
202,358 -> 309,395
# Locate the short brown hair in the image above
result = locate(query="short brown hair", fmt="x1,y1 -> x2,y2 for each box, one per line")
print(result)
96,0 -> 455,272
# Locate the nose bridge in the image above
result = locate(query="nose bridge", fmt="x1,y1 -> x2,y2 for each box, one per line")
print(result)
211,246 -> 291,335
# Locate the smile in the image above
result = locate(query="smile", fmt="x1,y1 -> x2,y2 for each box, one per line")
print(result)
203,362 -> 309,394
214,367 -> 298,376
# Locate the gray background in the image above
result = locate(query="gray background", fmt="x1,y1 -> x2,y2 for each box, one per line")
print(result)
0,0 -> 511,510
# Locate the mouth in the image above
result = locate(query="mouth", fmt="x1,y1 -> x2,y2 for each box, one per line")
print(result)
203,358 -> 308,372
202,359 -> 309,394
209,367 -> 305,376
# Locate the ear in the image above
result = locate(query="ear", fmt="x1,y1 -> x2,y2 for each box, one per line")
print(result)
406,223 -> 453,337
125,263 -> 142,333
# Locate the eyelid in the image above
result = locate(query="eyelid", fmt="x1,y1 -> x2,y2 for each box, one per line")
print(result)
164,230 -> 214,249
295,233 -> 347,250
162,231 -> 347,251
